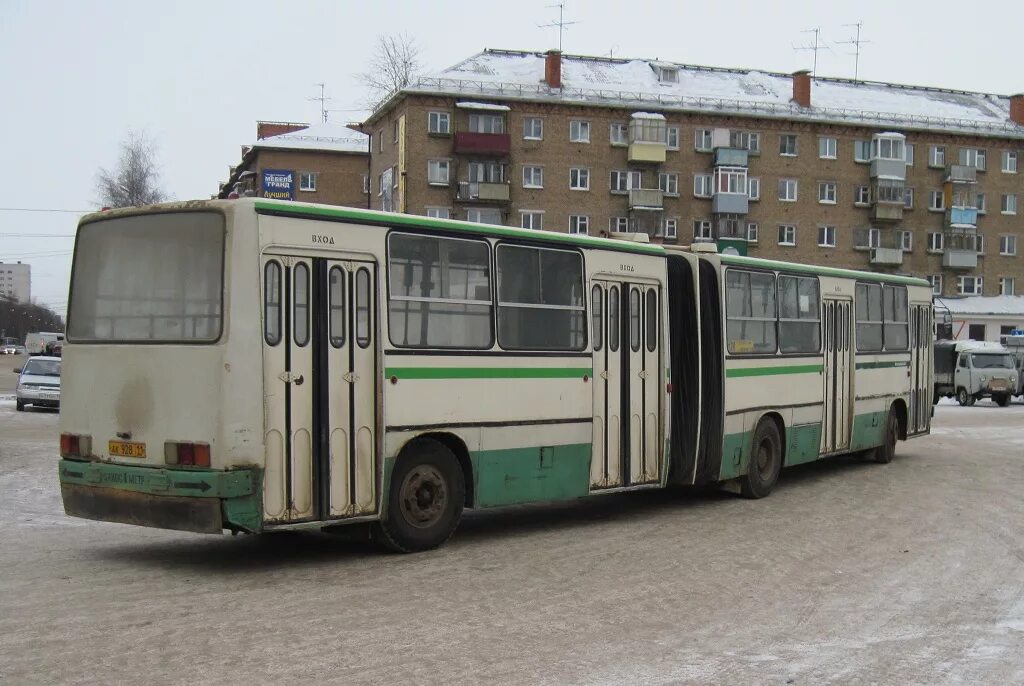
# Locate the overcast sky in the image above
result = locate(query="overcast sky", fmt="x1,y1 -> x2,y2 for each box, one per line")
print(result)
2,0 -> 1021,314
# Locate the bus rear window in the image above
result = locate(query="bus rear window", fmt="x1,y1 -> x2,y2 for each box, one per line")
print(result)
68,212 -> 224,343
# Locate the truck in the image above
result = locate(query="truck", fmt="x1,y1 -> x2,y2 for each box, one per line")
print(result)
934,340 -> 1018,407
25,332 -> 64,356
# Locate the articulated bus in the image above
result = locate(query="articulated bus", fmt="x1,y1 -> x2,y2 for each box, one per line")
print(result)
58,199 -> 932,552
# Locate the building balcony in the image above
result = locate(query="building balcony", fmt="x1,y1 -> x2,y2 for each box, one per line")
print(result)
942,248 -> 978,270
627,141 -> 666,164
712,192 -> 749,215
946,206 -> 978,228
945,165 -> 977,183
869,159 -> 907,179
628,188 -> 664,211
713,148 -> 748,167
455,181 -> 510,203
871,202 -> 903,222
453,132 -> 511,156
870,247 -> 904,266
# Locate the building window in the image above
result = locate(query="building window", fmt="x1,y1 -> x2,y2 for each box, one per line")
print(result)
392,166 -> 399,188
778,224 -> 796,246
730,131 -> 760,153
904,188 -> 914,209
659,172 -> 679,196
959,148 -> 987,171
746,222 -> 759,243
693,220 -> 713,241
976,234 -> 986,254
299,172 -> 316,192
468,161 -> 504,183
693,173 -> 712,197
362,174 -> 370,194
958,276 -> 983,296
778,179 -> 798,202
428,111 -> 451,134
819,137 -> 837,159
694,128 -> 713,151
393,121 -> 400,143
611,170 -> 641,192
610,123 -> 628,146
523,165 -> 544,189
900,230 -> 913,252
1002,150 -> 1018,174
927,232 -> 944,253
927,275 -> 942,295
569,167 -> 590,190
658,66 -> 678,83
874,179 -> 905,204
747,177 -> 760,201
425,207 -> 451,219
929,145 -> 945,168
872,136 -> 905,161
1001,194 -> 1018,215
427,159 -> 450,185
928,190 -> 945,212
818,181 -> 837,204
715,167 -> 747,194
466,208 -> 502,225
1000,235 -> 1018,256
779,134 -> 798,156
906,144 -> 915,166
520,210 -> 544,230
569,215 -> 589,235
1000,277 -> 1016,296
609,216 -> 629,232
976,193 -> 987,213
378,130 -> 384,152
818,225 -> 836,247
523,117 -> 543,140
855,185 -> 870,206
666,126 -> 680,150
662,218 -> 678,239
469,114 -> 504,134
853,140 -> 871,163
570,120 -> 591,143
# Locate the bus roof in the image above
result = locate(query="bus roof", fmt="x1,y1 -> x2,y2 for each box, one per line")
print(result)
719,254 -> 931,287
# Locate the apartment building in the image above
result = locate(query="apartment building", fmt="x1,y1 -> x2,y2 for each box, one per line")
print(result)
219,121 -> 369,207
361,49 -> 1024,297
0,261 -> 31,303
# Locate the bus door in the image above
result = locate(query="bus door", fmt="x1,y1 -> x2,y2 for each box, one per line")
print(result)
590,279 -> 661,489
908,304 -> 932,434
261,254 -> 378,524
820,297 -> 853,453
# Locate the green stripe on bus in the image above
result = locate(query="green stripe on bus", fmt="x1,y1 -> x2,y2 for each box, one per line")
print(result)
385,366 -> 592,379
855,361 -> 910,369
725,364 -> 823,378
255,200 -> 665,255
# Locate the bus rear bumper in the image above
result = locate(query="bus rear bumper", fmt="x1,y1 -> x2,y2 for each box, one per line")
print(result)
58,459 -> 263,534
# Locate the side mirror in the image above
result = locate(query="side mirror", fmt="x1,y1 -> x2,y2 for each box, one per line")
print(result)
13,368 -> 21,373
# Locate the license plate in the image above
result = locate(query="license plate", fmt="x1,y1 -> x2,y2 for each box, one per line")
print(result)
108,441 -> 146,458
990,380 -> 1008,391
40,393 -> 59,400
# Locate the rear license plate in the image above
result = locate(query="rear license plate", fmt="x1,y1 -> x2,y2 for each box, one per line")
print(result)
40,392 -> 59,400
108,441 -> 146,458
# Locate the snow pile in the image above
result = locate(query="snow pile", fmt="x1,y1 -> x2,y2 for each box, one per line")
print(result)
253,121 -> 369,154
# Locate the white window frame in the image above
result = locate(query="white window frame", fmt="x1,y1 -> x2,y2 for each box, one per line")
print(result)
976,193 -> 987,214
928,190 -> 945,212
425,207 -> 451,219
1000,235 -> 1017,256
609,216 -> 630,232
818,181 -> 837,204
694,128 -> 713,152
428,111 -> 451,135
747,177 -> 760,201
855,185 -> 870,206
693,219 -> 713,241
362,174 -> 370,194
299,171 -> 316,192
659,172 -> 679,196
693,173 -> 712,198
1000,277 -> 1015,296
730,131 -> 760,153
466,207 -> 502,225
658,67 -> 678,83
662,218 -> 678,239
900,230 -> 914,252
906,143 -> 915,166
569,167 -> 590,191
929,145 -> 945,168
520,210 -> 544,231
427,159 -> 450,185
570,120 -> 591,143
523,117 -> 543,140
927,275 -> 942,295
522,165 -> 544,189
904,187 -> 914,209
746,222 -> 759,243
819,137 -> 837,159
609,123 -> 628,146
959,148 -> 987,171
779,134 -> 798,157
715,167 -> 747,195
1002,150 -> 1018,174
666,126 -> 680,150
1001,194 -> 1018,215
927,232 -> 944,253
778,224 -> 796,246
958,276 -> 983,296
569,215 -> 589,235
778,178 -> 798,202
818,225 -> 837,247
853,140 -> 871,163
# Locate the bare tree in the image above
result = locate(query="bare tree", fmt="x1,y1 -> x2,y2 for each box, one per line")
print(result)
95,131 -> 168,208
358,33 -> 422,108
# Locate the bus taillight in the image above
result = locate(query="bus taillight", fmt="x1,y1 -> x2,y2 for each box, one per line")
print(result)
164,441 -> 211,467
60,433 -> 92,458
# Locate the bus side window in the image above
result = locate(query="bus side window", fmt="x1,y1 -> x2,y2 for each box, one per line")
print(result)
629,287 -> 641,352
293,263 -> 310,347
645,289 -> 657,353
329,266 -> 345,348
608,286 -> 620,352
591,285 -> 602,351
355,268 -> 371,349
264,261 -> 282,346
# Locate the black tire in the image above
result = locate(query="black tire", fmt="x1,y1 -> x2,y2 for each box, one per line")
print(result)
372,438 -> 465,553
871,409 -> 900,464
15,400 -> 25,412
956,388 -> 973,406
995,393 -> 1010,407
739,419 -> 783,499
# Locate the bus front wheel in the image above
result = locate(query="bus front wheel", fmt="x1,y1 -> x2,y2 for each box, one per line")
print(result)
740,419 -> 782,499
373,438 -> 465,553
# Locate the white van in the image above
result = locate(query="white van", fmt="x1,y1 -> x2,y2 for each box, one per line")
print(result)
24,332 -> 64,356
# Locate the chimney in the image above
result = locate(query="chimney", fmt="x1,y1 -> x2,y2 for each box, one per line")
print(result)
792,70 -> 811,108
1011,94 -> 1024,126
544,50 -> 562,89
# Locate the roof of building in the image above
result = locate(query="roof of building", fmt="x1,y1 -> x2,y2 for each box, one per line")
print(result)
252,121 -> 369,154
375,48 -> 1023,139
936,295 -> 1024,316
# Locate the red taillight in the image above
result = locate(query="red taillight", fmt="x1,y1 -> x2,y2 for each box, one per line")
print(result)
60,433 -> 91,458
165,441 -> 211,467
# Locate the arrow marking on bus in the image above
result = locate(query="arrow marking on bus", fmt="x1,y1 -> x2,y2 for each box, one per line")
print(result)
174,481 -> 212,493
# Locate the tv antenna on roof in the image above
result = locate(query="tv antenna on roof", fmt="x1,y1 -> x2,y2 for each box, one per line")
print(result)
538,1 -> 578,53
308,83 -> 331,123
792,27 -> 831,75
836,22 -> 871,82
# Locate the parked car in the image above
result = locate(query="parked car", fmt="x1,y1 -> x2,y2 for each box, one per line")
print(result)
934,340 -> 1018,407
14,356 -> 61,411
14,346 -> 25,355
1,345 -> 16,355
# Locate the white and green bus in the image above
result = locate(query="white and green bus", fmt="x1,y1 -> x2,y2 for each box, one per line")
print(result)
58,199 -> 933,551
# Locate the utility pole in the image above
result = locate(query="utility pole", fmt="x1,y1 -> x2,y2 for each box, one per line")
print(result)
837,22 -> 871,82
538,1 -> 578,53
308,83 -> 331,123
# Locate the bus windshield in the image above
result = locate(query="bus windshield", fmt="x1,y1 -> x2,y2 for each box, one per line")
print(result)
970,353 -> 1014,369
68,212 -> 224,343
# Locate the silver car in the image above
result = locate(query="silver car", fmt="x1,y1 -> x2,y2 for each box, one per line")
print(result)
1,345 -> 16,355
14,355 -> 61,411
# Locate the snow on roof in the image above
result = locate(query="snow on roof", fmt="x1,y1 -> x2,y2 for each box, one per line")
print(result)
936,295 -> 1024,316
631,112 -> 666,120
456,101 -> 512,111
253,121 -> 369,154
384,49 -> 1024,138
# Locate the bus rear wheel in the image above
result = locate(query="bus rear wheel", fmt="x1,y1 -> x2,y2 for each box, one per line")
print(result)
373,438 -> 465,553
740,419 -> 782,499
871,409 -> 899,464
